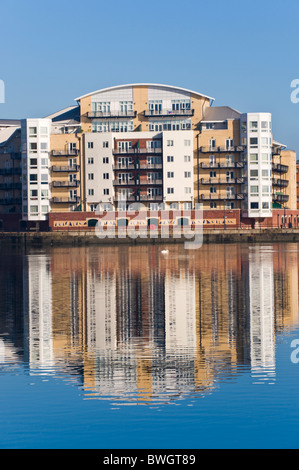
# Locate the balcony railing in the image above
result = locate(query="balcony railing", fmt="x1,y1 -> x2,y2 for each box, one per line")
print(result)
273,193 -> 289,203
200,177 -> 245,185
113,179 -> 163,186
52,197 -> 79,204
200,193 -> 245,200
200,146 -> 244,153
200,161 -> 245,169
52,180 -> 80,188
113,163 -> 163,170
52,149 -> 79,156
116,194 -> 163,202
52,165 -> 80,172
144,108 -> 194,117
272,178 -> 289,188
272,163 -> 288,173
86,110 -> 137,119
112,147 -> 162,156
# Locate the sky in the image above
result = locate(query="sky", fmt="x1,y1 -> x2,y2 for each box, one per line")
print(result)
1,0 -> 299,153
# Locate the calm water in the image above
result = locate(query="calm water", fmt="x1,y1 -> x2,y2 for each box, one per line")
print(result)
0,242 -> 299,449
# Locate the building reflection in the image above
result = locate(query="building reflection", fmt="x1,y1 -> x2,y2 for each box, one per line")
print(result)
0,242 -> 298,403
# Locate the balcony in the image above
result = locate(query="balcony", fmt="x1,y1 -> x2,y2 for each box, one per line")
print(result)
52,149 -> 79,157
52,180 -> 80,188
52,165 -> 80,172
272,163 -> 288,173
113,179 -> 163,187
200,193 -> 245,200
112,147 -> 162,156
86,110 -> 137,119
200,177 -> 245,185
200,146 -> 244,153
116,194 -> 163,202
200,161 -> 245,169
273,193 -> 289,203
52,197 -> 79,204
272,178 -> 289,188
113,163 -> 163,170
144,108 -> 194,117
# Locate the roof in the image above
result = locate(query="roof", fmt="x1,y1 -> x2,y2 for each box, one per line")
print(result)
201,106 -> 241,122
0,126 -> 19,145
0,119 -> 21,127
75,83 -> 215,102
45,105 -> 80,123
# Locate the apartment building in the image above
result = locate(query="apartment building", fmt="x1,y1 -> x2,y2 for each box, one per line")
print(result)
0,83 -> 297,230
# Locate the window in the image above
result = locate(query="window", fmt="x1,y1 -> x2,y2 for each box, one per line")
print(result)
225,139 -> 234,150
41,174 -> 48,183
250,154 -> 258,163
167,172 -> 174,178
183,202 -> 192,210
41,190 -> 48,199
103,141 -> 109,148
262,185 -> 269,194
184,171 -> 191,178
250,138 -> 258,147
184,140 -> 191,146
40,142 -> 48,151
88,157 -> 94,164
184,187 -> 191,194
262,169 -> 269,178
250,169 -> 258,179
88,173 -> 94,180
42,205 -> 48,213
209,139 -> 216,149
30,174 -> 38,183
167,140 -> 174,146
262,153 -> 269,162
29,127 -> 37,136
88,189 -> 94,196
250,186 -> 259,195
250,202 -> 259,209
30,189 -> 38,199
30,158 -> 37,167
261,137 -> 269,146
210,202 -> 217,208
167,156 -> 174,162
261,121 -> 268,130
30,205 -> 38,214
167,188 -> 174,194
103,157 -> 109,164
169,203 -> 179,209
29,142 -> 37,152
262,202 -> 269,209
41,158 -> 48,168
210,171 -> 216,178
210,187 -> 217,193
184,155 -> 191,162
103,188 -> 109,195
250,121 -> 258,131
103,173 -> 109,179
88,142 -> 94,149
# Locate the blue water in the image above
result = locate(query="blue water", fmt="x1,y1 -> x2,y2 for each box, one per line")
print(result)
0,243 -> 298,449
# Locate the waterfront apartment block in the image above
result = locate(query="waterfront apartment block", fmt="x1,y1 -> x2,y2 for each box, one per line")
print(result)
0,83 -> 297,230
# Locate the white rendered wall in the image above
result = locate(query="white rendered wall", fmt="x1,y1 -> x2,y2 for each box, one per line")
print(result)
21,118 -> 51,221
241,113 -> 272,218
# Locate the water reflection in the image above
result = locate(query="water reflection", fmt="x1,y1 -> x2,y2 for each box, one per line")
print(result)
0,243 -> 298,405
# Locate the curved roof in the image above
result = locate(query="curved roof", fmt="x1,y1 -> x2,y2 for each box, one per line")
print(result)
75,83 -> 214,102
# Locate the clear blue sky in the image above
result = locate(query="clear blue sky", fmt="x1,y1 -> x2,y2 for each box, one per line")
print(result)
1,0 -> 299,153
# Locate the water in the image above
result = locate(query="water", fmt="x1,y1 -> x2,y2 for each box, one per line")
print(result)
0,242 -> 299,449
